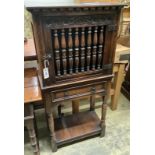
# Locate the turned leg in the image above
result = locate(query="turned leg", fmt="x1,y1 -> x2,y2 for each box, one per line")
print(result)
47,113 -> 57,152
100,97 -> 107,137
72,100 -> 79,114
100,81 -> 110,137
25,119 -> 40,155
100,96 -> 107,137
44,94 -> 58,152
111,64 -> 125,110
90,95 -> 95,111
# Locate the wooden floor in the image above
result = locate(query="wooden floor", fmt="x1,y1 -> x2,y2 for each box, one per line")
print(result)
54,111 -> 101,145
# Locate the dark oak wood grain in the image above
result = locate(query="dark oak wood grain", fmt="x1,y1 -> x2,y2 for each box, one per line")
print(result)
25,2 -> 124,152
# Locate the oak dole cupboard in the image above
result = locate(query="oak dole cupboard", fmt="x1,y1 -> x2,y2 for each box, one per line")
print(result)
25,0 -> 124,152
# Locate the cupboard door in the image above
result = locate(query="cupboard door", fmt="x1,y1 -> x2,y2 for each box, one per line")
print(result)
41,13 -> 120,85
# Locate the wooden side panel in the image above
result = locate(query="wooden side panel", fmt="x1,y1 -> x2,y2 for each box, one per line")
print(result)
103,9 -> 121,72
31,15 -> 46,85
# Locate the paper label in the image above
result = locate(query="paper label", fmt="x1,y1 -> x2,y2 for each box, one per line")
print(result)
43,68 -> 49,79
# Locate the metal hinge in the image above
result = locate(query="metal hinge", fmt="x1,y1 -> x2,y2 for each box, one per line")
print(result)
42,53 -> 52,60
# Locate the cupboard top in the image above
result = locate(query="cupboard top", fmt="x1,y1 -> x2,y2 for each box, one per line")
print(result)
25,0 -> 124,9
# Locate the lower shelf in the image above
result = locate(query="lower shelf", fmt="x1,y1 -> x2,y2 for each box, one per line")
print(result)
54,111 -> 101,145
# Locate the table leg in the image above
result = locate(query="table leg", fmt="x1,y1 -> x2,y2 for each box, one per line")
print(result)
111,64 -> 125,110
44,94 -> 57,152
100,81 -> 110,137
100,96 -> 107,137
47,113 -> 57,152
25,119 -> 40,155
58,104 -> 64,117
90,95 -> 95,111
72,100 -> 79,114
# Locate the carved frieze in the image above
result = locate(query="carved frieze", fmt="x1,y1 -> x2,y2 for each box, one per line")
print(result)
45,15 -> 114,29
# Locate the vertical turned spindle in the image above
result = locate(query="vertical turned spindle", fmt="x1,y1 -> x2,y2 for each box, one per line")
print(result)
86,27 -> 92,71
55,50 -> 61,76
61,29 -> 67,75
75,28 -> 80,73
92,26 -> 98,70
54,30 -> 61,76
68,28 -> 73,74
80,27 -> 86,72
99,26 -> 104,45
97,26 -> 104,69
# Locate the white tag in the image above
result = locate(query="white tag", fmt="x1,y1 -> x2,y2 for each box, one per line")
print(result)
43,67 -> 49,79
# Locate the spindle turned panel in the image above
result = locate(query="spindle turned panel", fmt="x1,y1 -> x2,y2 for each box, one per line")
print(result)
51,26 -> 105,75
